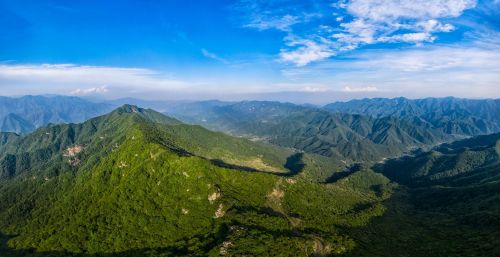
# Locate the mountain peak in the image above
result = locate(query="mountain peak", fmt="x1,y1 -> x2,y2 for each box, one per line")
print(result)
115,104 -> 142,113
110,104 -> 182,126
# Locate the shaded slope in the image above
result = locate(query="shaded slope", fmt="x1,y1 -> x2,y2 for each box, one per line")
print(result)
343,133 -> 500,257
376,133 -> 500,187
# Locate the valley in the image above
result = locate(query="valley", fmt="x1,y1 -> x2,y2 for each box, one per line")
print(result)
2,0 -> 499,255
0,97 -> 498,256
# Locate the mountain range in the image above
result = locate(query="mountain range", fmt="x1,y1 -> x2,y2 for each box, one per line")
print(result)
162,100 -> 456,162
0,96 -> 498,256
2,96 -> 498,164
324,97 -> 500,136
0,96 -> 114,134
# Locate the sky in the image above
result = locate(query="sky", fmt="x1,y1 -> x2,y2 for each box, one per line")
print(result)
0,0 -> 499,103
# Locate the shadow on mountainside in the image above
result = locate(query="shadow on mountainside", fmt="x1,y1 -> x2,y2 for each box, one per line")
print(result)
339,157 -> 500,257
283,152 -> 306,177
324,163 -> 363,183
208,152 -> 306,177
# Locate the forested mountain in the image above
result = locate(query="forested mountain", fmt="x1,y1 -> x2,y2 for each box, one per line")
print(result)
0,104 -> 498,256
0,133 -> 19,148
5,96 -> 496,164
0,96 -> 114,134
378,133 -> 500,187
164,101 -> 454,162
0,114 -> 35,134
345,133 -> 500,257
324,97 -> 500,136
0,105 -> 391,256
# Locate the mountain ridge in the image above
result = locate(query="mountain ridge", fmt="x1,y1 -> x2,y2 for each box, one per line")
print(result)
163,100 -> 455,162
324,97 -> 500,136
0,95 -> 115,134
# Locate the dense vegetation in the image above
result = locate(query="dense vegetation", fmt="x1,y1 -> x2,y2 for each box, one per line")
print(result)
0,105 -> 391,256
0,103 -> 498,256
377,133 -> 500,186
345,133 -> 500,257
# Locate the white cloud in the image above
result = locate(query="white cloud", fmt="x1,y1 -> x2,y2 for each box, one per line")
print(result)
417,19 -> 455,33
235,1 -> 322,32
0,63 -> 297,99
201,49 -> 228,63
342,86 -> 378,92
279,44 -> 500,99
245,14 -> 301,31
279,37 -> 335,66
262,0 -> 478,66
333,18 -> 377,47
378,32 -> 435,44
300,86 -> 329,92
0,64 -> 191,96
70,86 -> 109,95
331,0 -> 477,51
354,46 -> 500,72
345,0 -> 476,21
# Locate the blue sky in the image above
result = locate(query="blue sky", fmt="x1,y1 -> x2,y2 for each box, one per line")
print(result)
0,0 -> 499,103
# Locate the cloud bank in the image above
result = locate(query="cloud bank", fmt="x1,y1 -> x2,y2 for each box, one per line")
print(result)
0,64 -> 190,97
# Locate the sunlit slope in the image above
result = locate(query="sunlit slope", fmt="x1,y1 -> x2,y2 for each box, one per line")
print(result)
0,105 -> 391,256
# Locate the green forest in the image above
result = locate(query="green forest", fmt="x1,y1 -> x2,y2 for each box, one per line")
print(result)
0,105 -> 499,256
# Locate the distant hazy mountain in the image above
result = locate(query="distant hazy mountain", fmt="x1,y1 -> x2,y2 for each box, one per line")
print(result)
164,101 -> 454,162
0,95 -> 114,134
324,97 -> 500,136
0,113 -> 34,134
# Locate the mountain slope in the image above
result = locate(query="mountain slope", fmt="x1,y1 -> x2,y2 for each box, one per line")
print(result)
377,133 -> 500,187
0,133 -> 19,148
1,105 -> 498,256
0,105 -> 391,256
0,114 -> 35,134
164,101 -> 453,162
0,95 -> 114,133
324,97 -> 500,136
343,133 -> 500,257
